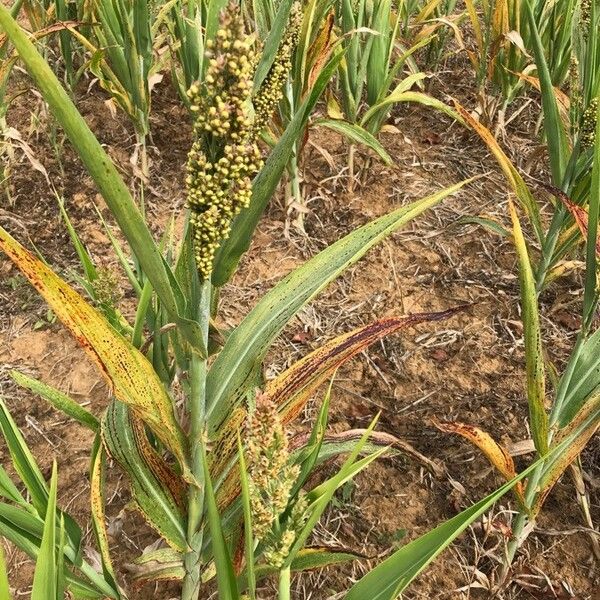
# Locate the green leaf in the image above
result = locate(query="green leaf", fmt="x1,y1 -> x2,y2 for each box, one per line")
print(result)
206,178 -> 473,433
343,457 -> 553,599
31,461 -> 57,599
361,90 -> 464,131
243,546 -> 363,588
523,0 -> 569,186
101,402 -> 187,551
316,118 -> 392,164
0,397 -> 48,515
0,540 -> 11,600
0,464 -> 27,506
509,203 -> 548,455
237,434 -> 256,600
11,371 -> 99,432
201,444 -> 239,599
284,419 -> 386,568
253,0 -> 294,91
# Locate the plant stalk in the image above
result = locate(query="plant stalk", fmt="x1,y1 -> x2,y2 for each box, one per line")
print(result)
278,566 -> 291,600
182,278 -> 211,600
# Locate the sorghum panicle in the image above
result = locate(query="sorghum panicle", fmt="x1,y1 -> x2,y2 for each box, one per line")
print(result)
186,2 -> 263,279
253,2 -> 302,133
582,97 -> 599,149
92,267 -> 122,308
263,494 -> 309,568
246,393 -> 300,542
580,0 -> 592,33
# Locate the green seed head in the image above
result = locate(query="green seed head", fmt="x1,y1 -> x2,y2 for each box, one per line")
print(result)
185,1 -> 262,279
253,2 -> 302,133
582,97 -> 599,149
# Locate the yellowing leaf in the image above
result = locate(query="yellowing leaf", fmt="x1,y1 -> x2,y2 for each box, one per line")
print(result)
454,102 -> 544,243
0,227 -> 190,479
433,419 -> 525,504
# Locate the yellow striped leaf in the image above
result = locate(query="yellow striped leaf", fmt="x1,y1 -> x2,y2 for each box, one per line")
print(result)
0,227 -> 190,479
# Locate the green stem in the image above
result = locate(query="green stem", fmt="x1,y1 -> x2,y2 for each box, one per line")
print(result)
182,278 -> 211,600
278,566 -> 291,600
348,143 -> 355,193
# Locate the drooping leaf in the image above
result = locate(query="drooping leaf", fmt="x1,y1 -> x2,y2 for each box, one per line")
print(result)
0,4 -> 204,351
211,310 -> 461,508
101,402 -> 187,551
316,118 -> 392,164
455,102 -> 544,243
535,392 -> 600,514
343,455 -> 553,599
433,419 -> 524,503
127,548 -> 185,584
270,309 -> 466,425
11,371 -> 99,432
245,546 -> 365,587
0,228 -> 190,479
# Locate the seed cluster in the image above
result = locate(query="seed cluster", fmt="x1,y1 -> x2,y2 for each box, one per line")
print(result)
263,494 -> 308,568
582,97 -> 599,148
92,267 -> 122,308
253,3 -> 302,132
186,3 -> 262,279
580,0 -> 592,32
246,394 -> 300,544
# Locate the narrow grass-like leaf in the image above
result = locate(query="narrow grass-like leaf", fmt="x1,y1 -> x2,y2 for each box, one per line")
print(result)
237,434 -> 255,600
0,397 -> 48,515
284,418 -> 385,567
0,464 -> 27,506
523,0 -> 569,185
433,419 -> 524,502
11,371 -> 99,432
243,546 -> 363,587
343,456 -> 553,599
509,202 -> 548,455
207,179 -> 472,434
536,393 -> 600,513
269,309 -> 466,425
0,541 -> 11,600
31,461 -> 57,600
212,51 -> 344,286
455,102 -> 544,243
361,91 -> 463,130
253,0 -> 294,91
201,444 -> 239,599
90,437 -> 120,595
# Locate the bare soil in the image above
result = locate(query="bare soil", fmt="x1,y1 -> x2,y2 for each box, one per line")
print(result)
0,58 -> 598,600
